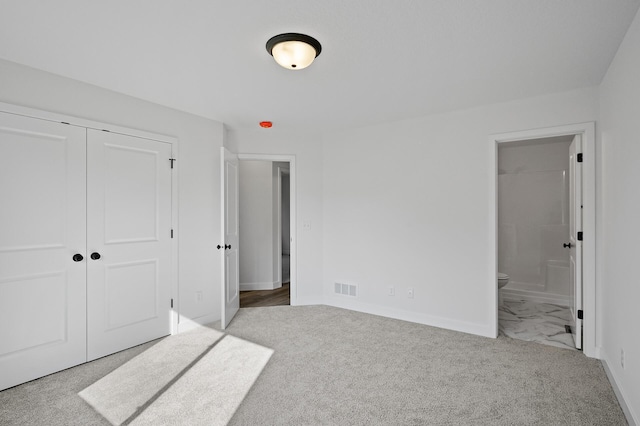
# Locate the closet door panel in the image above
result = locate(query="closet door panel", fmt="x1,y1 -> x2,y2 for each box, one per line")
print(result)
0,112 -> 87,391
87,130 -> 172,361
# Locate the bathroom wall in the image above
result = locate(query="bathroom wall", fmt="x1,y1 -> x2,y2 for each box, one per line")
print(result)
498,137 -> 572,305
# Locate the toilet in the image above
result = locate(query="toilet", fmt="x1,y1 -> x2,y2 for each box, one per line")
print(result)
497,273 -> 510,306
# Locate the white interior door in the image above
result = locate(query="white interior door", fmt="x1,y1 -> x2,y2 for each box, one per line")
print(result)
0,113 -> 87,390
221,147 -> 239,329
568,135 -> 583,349
87,129 -> 172,361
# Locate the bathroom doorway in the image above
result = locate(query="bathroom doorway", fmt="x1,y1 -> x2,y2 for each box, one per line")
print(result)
497,136 -> 576,349
491,123 -> 596,357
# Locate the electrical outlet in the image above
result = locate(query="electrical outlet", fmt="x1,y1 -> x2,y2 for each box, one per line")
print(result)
621,349 -> 625,369
407,288 -> 414,299
388,287 -> 395,296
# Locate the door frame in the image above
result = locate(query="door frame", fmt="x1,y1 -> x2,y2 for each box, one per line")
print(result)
490,122 -> 597,358
0,101 -> 180,336
274,165 -> 291,289
237,154 -> 298,305
276,165 -> 283,287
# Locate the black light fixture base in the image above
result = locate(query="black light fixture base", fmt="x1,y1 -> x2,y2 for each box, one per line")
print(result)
266,33 -> 322,58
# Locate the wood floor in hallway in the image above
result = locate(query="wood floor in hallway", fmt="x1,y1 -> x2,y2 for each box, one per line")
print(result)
240,283 -> 290,308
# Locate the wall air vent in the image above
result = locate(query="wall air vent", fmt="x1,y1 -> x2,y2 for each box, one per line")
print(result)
334,282 -> 357,297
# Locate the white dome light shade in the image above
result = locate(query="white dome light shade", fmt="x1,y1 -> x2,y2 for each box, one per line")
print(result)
271,40 -> 317,69
266,33 -> 322,70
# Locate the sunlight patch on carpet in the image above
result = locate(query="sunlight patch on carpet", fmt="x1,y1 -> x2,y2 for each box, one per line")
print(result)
131,335 -> 273,425
79,326 -> 272,425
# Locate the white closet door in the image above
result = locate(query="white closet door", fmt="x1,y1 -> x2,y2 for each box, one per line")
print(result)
86,129 -> 172,361
0,113 -> 87,391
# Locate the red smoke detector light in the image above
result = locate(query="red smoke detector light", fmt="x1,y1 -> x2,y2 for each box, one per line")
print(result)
259,121 -> 273,128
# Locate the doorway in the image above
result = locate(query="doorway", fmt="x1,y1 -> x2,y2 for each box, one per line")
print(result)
491,123 -> 596,357
237,160 -> 291,308
497,135 -> 576,349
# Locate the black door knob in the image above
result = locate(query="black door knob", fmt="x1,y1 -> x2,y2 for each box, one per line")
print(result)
72,253 -> 84,262
225,244 -> 231,250
563,243 -> 572,248
91,252 -> 101,260
217,244 -> 223,250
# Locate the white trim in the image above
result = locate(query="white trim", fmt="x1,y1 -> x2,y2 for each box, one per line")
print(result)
176,313 -> 219,333
601,356 -> 638,426
170,143 -> 179,335
326,296 -> 495,338
240,281 -> 282,291
0,101 -> 177,143
490,122 -> 598,357
0,101 -> 181,336
276,166 -> 283,287
237,154 -> 297,305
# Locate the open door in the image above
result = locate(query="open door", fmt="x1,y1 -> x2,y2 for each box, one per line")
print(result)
568,135 -> 583,349
220,147 -> 239,329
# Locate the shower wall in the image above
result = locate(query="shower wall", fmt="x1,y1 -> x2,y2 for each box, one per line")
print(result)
498,138 -> 572,305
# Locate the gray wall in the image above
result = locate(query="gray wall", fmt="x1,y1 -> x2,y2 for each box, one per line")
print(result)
599,7 -> 640,421
321,87 -> 598,337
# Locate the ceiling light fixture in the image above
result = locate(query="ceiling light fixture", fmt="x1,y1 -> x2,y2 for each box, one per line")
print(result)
266,33 -> 322,70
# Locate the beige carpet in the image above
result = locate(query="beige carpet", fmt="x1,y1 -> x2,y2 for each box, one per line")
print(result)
0,305 -> 628,425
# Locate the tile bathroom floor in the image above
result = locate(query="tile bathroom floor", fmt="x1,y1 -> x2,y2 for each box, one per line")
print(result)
499,299 -> 576,350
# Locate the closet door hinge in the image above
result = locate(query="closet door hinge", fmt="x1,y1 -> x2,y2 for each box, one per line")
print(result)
170,298 -> 174,308
577,232 -> 583,241
171,229 -> 174,238
577,310 -> 583,320
170,158 -> 176,169
577,153 -> 583,163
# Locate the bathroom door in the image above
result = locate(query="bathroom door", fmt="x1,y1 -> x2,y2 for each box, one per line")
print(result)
569,135 -> 582,350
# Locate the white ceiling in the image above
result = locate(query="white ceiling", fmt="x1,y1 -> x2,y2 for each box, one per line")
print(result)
1,1 -> 638,131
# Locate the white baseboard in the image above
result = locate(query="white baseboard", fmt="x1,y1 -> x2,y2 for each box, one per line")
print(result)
291,296 -> 323,306
601,355 -> 638,426
324,296 -> 495,338
240,281 -> 281,291
502,287 -> 571,306
177,313 -> 219,333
